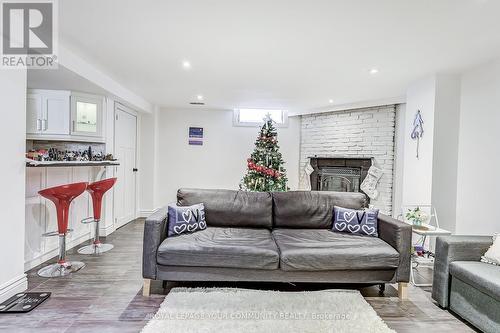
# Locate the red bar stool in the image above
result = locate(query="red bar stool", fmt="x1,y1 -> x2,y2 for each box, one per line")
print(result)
78,177 -> 117,255
38,182 -> 88,277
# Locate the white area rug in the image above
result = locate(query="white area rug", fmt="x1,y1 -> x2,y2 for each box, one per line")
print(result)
142,288 -> 395,333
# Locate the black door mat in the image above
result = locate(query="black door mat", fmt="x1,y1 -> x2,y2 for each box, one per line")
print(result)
0,292 -> 51,313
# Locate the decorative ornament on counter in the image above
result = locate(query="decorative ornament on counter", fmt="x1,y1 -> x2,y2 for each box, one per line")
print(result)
26,145 -> 116,163
411,110 -> 424,159
240,113 -> 288,192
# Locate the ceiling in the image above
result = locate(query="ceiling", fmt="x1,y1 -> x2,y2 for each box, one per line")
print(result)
59,0 -> 500,114
28,66 -> 109,95
27,65 -> 145,111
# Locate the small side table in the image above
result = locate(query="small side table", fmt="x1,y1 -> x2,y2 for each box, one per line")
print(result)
409,225 -> 451,287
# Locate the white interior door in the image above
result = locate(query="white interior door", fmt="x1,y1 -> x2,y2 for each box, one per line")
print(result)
114,104 -> 138,228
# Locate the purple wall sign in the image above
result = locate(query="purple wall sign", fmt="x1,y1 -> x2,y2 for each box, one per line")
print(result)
188,127 -> 203,145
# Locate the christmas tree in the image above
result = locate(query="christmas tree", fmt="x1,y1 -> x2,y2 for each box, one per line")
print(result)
240,114 -> 288,192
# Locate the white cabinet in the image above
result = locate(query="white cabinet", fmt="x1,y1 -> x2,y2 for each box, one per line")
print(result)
25,168 -> 45,263
26,89 -> 70,137
70,93 -> 104,138
43,93 -> 71,135
26,89 -> 104,142
26,93 -> 43,135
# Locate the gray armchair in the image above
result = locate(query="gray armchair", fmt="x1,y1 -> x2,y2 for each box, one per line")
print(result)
432,235 -> 499,333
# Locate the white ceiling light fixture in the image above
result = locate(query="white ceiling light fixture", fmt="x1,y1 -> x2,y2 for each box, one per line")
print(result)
196,95 -> 204,101
329,99 -> 334,104
369,68 -> 379,75
182,60 -> 191,69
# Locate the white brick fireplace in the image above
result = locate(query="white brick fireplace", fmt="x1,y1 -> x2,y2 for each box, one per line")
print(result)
299,105 -> 396,214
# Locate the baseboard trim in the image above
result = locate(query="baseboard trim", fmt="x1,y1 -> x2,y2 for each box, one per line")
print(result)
99,222 -> 116,237
0,274 -> 28,303
138,208 -> 159,218
24,231 -> 91,272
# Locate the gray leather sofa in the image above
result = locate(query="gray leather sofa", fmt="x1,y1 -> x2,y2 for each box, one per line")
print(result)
142,189 -> 412,298
432,236 -> 500,333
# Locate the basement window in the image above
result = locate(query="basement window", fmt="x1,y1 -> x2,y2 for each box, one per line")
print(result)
233,108 -> 288,127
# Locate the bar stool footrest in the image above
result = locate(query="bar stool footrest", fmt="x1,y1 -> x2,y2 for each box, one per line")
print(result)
81,217 -> 96,224
42,229 -> 74,237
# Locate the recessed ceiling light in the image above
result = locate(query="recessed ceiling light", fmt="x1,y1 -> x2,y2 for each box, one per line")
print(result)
329,99 -> 334,104
182,60 -> 191,69
369,68 -> 379,75
197,95 -> 204,101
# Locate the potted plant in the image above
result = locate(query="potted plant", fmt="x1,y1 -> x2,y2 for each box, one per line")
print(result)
405,207 -> 429,228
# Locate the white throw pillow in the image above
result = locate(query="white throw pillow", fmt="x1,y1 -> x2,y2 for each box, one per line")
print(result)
481,233 -> 500,266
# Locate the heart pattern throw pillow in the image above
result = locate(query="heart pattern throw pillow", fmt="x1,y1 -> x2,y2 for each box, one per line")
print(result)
167,203 -> 206,237
481,233 -> 500,266
332,206 -> 379,237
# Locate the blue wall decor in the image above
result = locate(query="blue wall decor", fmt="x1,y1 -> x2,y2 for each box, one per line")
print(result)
188,127 -> 203,146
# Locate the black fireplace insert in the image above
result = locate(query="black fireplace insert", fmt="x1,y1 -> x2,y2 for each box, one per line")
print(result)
309,157 -> 372,193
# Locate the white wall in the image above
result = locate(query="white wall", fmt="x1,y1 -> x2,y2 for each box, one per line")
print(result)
102,97 -> 116,235
299,106 -> 396,214
455,59 -> 500,235
392,103 -> 406,218
0,70 -> 28,302
138,108 -> 159,214
431,75 -> 461,233
150,108 -> 300,205
401,71 -> 496,236
401,75 -> 463,232
401,76 -> 436,207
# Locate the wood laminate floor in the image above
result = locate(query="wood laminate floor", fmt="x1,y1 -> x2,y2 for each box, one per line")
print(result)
0,219 -> 478,333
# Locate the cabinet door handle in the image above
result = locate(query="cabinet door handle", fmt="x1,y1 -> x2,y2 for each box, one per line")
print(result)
72,120 -> 75,132
37,119 -> 42,131
43,119 -> 48,131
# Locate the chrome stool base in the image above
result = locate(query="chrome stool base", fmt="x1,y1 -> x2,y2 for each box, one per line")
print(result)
78,217 -> 113,255
37,261 -> 85,278
77,243 -> 113,255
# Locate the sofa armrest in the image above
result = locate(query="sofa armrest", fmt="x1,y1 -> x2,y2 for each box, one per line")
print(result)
142,206 -> 169,280
378,213 -> 412,282
431,235 -> 492,308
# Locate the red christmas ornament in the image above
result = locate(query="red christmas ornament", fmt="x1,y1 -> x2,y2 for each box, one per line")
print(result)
246,158 -> 281,179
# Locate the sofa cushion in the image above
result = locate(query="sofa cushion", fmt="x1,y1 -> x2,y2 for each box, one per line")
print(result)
167,203 -> 206,237
272,229 -> 399,271
450,261 -> 500,302
157,227 -> 279,270
272,191 -> 368,229
177,188 -> 272,228
333,206 -> 379,237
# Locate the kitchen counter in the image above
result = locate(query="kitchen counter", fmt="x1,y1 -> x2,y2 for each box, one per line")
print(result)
26,159 -> 119,167
25,159 -> 117,271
